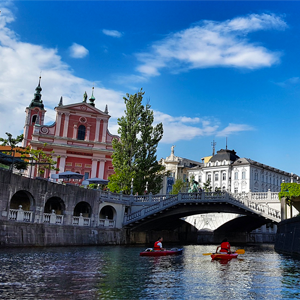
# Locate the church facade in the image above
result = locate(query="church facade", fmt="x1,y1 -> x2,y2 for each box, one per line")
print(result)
22,78 -> 118,181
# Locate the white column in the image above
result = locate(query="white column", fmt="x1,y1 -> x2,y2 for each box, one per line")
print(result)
102,121 -> 108,142
73,124 -> 77,139
63,113 -> 70,137
85,126 -> 90,141
55,112 -> 62,136
58,155 -> 66,172
94,117 -> 101,142
98,160 -> 105,179
91,159 -> 98,178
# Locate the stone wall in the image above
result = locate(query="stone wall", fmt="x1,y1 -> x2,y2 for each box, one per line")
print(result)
275,217 -> 300,257
0,220 -> 127,247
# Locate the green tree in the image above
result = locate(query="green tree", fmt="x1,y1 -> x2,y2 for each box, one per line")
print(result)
108,89 -> 165,194
203,179 -> 212,192
0,132 -> 27,170
21,144 -> 60,176
170,179 -> 186,194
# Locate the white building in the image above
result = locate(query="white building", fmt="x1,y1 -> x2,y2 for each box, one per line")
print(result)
188,148 -> 299,193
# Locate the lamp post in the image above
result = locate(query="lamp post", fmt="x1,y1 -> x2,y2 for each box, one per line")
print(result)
145,181 -> 148,194
130,178 -> 133,195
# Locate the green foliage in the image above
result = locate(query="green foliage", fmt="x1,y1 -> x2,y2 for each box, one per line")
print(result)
203,180 -> 212,192
0,132 -> 23,149
279,183 -> 300,205
0,132 -> 27,170
108,89 -> 165,195
21,143 -> 59,175
170,179 -> 186,194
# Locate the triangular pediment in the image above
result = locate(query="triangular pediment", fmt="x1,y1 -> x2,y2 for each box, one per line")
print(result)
55,102 -> 110,117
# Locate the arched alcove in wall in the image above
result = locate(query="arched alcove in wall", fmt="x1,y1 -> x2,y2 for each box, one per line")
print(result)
99,205 -> 116,220
10,190 -> 35,211
74,201 -> 92,218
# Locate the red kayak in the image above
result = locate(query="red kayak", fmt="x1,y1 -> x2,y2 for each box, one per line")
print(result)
211,252 -> 238,260
140,248 -> 183,256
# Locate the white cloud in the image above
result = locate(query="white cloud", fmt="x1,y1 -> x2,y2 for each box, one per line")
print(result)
0,6 -> 254,146
154,112 -> 253,143
136,13 -> 286,77
69,43 -> 89,58
216,123 -> 254,137
0,6 -> 124,140
102,29 -> 122,38
275,77 -> 300,87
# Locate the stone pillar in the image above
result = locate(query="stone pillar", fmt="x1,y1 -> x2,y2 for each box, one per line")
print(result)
63,113 -> 70,137
102,121 -> 108,142
85,126 -> 90,141
59,155 -> 66,172
94,117 -> 101,142
55,112 -> 62,136
73,124 -> 77,139
91,159 -> 98,178
98,160 -> 105,179
281,197 -> 287,221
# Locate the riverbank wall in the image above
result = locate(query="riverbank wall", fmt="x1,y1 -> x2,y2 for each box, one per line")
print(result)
0,220 -> 128,247
275,217 -> 300,257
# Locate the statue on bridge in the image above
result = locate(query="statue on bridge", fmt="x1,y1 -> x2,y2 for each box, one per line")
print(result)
188,180 -> 199,193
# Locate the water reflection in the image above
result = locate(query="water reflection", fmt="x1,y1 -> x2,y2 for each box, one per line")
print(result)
0,245 -> 299,299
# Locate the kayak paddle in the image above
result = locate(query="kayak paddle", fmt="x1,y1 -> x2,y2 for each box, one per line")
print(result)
202,249 -> 245,255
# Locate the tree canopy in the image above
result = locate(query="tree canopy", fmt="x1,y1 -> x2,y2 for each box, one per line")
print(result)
108,89 -> 165,195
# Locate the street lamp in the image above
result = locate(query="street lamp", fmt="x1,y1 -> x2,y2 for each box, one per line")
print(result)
130,178 -> 133,195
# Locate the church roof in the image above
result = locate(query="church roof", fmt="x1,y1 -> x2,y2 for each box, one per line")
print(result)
29,77 -> 44,109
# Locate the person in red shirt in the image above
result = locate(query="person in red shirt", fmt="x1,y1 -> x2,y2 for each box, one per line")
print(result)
216,238 -> 231,253
154,237 -> 165,251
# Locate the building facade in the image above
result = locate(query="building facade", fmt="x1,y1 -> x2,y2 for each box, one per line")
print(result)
22,78 -> 118,181
159,146 -> 202,194
188,148 -> 299,193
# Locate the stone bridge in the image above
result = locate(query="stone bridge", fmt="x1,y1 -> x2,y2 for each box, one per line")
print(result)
0,168 -> 286,246
123,191 -> 282,232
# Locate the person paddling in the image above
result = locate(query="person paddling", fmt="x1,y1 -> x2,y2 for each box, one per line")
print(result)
154,237 -> 166,251
216,238 -> 231,254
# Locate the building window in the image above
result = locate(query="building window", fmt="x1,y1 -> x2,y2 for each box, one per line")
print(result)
234,188 -> 238,193
215,173 -> 219,181
234,172 -> 238,180
207,174 -> 211,182
222,173 -> 226,181
242,171 -> 246,179
84,172 -> 89,180
77,125 -> 86,140
32,115 -> 37,123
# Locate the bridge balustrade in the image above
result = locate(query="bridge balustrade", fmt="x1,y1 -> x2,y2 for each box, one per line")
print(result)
124,191 -> 282,226
72,214 -> 90,226
43,211 -> 64,225
98,218 -> 115,228
9,206 -> 33,222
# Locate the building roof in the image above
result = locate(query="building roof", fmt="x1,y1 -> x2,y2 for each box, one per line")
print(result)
209,149 -> 240,163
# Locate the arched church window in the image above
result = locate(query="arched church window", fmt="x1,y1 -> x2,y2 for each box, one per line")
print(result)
77,125 -> 86,140
32,115 -> 37,123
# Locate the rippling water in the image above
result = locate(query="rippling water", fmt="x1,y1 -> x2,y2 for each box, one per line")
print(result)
0,244 -> 299,299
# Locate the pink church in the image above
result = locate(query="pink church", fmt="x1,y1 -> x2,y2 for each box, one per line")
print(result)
22,77 -> 118,182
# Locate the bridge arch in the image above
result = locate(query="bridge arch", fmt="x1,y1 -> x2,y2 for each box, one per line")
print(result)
44,197 -> 65,215
10,190 -> 35,211
74,201 -> 92,218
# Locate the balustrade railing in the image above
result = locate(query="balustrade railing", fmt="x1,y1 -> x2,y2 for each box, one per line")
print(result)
72,214 -> 90,226
124,191 -> 281,225
9,206 -> 33,222
43,212 -> 64,225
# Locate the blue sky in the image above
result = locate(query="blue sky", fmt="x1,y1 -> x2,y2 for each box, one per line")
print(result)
1,1 -> 300,175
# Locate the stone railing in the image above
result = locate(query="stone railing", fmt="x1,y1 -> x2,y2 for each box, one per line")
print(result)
123,191 -> 281,226
72,214 -> 90,226
9,206 -> 33,222
43,211 -> 64,225
98,218 -> 115,228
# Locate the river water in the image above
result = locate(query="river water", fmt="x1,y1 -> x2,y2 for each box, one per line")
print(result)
0,244 -> 299,299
